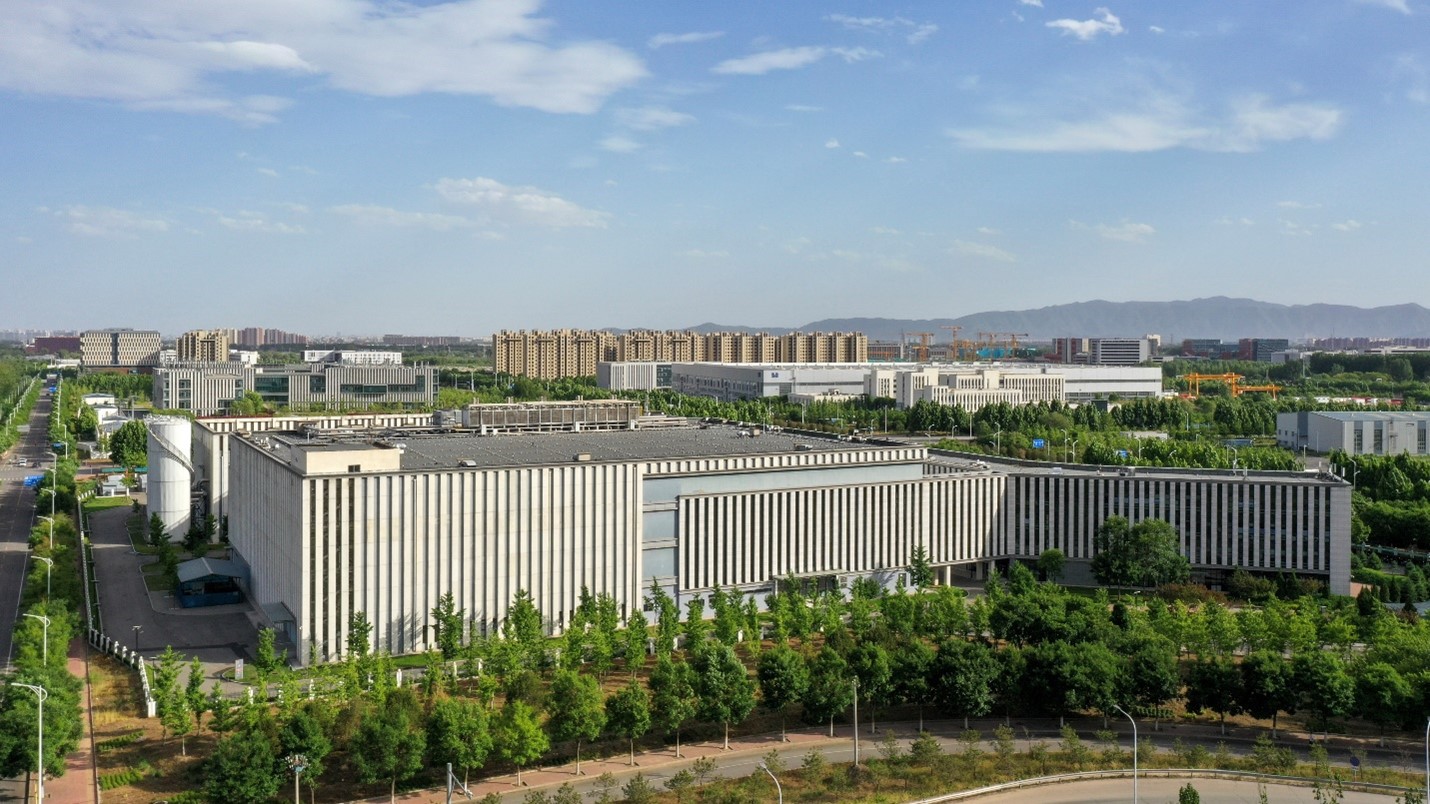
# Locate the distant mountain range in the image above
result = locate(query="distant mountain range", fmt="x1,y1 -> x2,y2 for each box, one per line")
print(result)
685,298 -> 1430,342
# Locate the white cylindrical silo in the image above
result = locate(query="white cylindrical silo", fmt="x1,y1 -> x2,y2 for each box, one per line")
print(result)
146,415 -> 192,540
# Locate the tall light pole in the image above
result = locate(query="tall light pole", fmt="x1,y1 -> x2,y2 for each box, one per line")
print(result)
1347,457 -> 1359,490
37,515 -> 55,552
851,676 -> 860,768
1113,704 -> 1137,804
758,762 -> 783,804
31,557 -> 52,602
1424,717 -> 1428,803
132,624 -> 142,655
13,682 -> 46,804
23,613 -> 50,666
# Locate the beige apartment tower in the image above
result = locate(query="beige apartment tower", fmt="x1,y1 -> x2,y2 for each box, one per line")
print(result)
177,330 -> 231,362
495,329 -> 868,379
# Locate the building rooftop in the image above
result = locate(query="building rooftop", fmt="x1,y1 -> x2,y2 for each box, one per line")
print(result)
254,423 -> 893,472
931,449 -> 1345,486
1309,411 -> 1430,422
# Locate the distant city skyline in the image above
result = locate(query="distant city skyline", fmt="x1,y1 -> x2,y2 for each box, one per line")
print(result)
3,1 -> 1426,333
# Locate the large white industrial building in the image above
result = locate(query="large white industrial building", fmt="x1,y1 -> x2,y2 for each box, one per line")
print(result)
1277,411 -> 1430,455
214,418 -> 1350,666
601,361 -> 1163,408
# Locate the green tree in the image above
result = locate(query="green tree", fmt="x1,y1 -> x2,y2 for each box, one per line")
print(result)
348,611 -> 373,657
1185,656 -> 1243,735
692,643 -> 756,750
757,645 -> 809,741
431,592 -> 465,660
849,641 -> 894,733
1021,640 -> 1121,725
255,627 -> 282,672
1037,548 -> 1067,582
185,657 -> 209,734
1120,637 -> 1181,731
279,708 -> 332,801
1295,652 -> 1354,736
547,669 -> 605,775
623,607 -> 649,677
203,728 -> 281,804
605,679 -> 651,766
648,654 -> 697,758
908,544 -> 935,589
109,419 -> 148,468
495,700 -> 550,787
646,582 -> 681,656
1092,516 -> 1191,587
1179,782 -> 1202,804
892,637 -> 937,731
1355,662 -> 1410,744
803,645 -> 855,736
682,597 -> 710,649
932,639 -> 998,730
353,691 -> 428,803
427,694 -> 492,786
504,590 -> 545,670
1239,651 -> 1297,738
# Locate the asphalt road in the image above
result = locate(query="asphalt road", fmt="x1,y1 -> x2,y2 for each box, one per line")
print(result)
0,386 -> 51,671
967,776 -> 1400,803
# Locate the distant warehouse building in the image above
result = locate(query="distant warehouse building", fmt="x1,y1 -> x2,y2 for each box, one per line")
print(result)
1277,411 -> 1430,455
153,361 -> 434,416
608,362 -> 1163,407
222,422 -> 1350,666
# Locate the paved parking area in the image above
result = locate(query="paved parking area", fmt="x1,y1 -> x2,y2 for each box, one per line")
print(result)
88,504 -> 260,681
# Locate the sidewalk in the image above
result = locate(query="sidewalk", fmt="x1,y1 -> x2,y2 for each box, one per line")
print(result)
42,635 -> 98,804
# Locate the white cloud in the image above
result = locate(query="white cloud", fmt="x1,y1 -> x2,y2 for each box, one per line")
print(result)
1354,0 -> 1412,13
0,1 -> 647,122
257,167 -> 279,177
1390,54 -> 1429,103
216,210 -> 304,233
1149,25 -> 1166,34
1046,8 -> 1126,40
279,202 -> 310,214
1215,216 -> 1255,226
712,47 -> 828,75
831,47 -> 881,63
824,14 -> 938,44
53,205 -> 169,237
1093,221 -> 1156,242
948,91 -> 1342,153
977,226 -> 1002,236
825,139 -> 841,149
615,106 -> 695,131
1280,219 -> 1315,236
679,249 -> 728,258
951,240 -> 1016,262
330,204 -> 472,231
1277,200 -> 1322,209
648,31 -> 724,49
434,177 -> 610,228
599,136 -> 642,153
871,226 -> 901,235
852,150 -> 869,158
1020,0 -> 1044,6
785,104 -> 823,112
1331,219 -> 1363,231
884,156 -> 907,163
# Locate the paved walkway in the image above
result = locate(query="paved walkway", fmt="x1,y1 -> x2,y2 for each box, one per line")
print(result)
40,635 -> 100,804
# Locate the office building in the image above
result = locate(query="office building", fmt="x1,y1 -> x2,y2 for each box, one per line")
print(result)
495,329 -> 868,380
152,362 -> 434,416
1240,338 -> 1292,362
301,350 -> 403,366
80,328 -> 162,372
221,421 -> 1349,665
1277,411 -> 1430,455
177,330 -> 232,363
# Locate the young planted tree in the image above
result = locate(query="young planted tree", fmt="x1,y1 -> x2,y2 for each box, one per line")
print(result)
547,669 -> 606,775
1239,651 -> 1297,738
803,645 -> 855,737
204,728 -> 281,804
279,707 -> 332,803
848,641 -> 894,733
1120,637 -> 1181,731
495,700 -> 550,786
504,590 -> 546,671
757,645 -> 809,741
682,598 -> 710,649
431,591 -> 466,660
645,581 -> 680,656
352,691 -> 428,803
648,654 -> 697,758
692,643 -> 756,750
427,694 -> 493,785
605,679 -> 652,766
892,637 -> 936,731
908,543 -> 935,589
1354,662 -> 1409,745
623,607 -> 649,678
931,638 -> 998,730
1294,652 -> 1354,738
1185,656 -> 1243,735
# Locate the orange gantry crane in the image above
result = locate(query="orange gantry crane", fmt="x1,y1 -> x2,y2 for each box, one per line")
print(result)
1181,372 -> 1282,399
1233,382 -> 1283,399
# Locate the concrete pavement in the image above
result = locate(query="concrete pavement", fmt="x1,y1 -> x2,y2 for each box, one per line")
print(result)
966,776 -> 1399,803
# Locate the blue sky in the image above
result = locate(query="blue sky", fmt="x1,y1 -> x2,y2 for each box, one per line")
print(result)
2,0 -> 1426,336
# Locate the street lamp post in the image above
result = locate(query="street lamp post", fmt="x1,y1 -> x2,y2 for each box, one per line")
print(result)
1424,717 -> 1428,803
851,676 -> 860,768
13,682 -> 46,804
1347,457 -> 1360,489
32,557 -> 52,602
132,625 -> 142,655
1113,704 -> 1137,804
758,762 -> 783,804
23,613 -> 50,666
37,515 -> 55,552
287,753 -> 307,804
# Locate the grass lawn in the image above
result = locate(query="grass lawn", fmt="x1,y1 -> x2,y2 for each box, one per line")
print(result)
141,562 -> 174,592
84,496 -> 135,513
